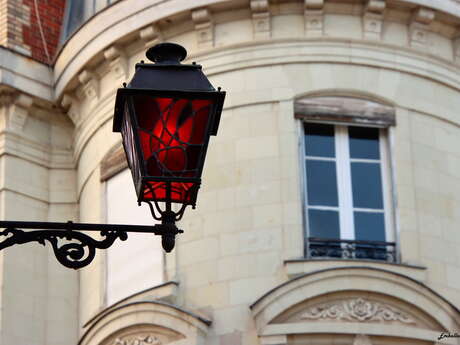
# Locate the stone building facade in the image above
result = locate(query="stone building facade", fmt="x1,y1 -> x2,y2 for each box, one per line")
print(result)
0,0 -> 460,344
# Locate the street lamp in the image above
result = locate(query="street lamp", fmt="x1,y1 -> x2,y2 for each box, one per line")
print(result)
0,43 -> 225,269
113,42 -> 225,252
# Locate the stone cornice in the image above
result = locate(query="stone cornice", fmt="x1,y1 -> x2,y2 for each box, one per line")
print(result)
0,46 -> 53,102
0,130 -> 74,169
71,37 -> 460,182
53,0 -> 460,100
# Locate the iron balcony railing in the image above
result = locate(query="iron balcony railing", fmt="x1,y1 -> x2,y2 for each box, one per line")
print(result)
306,237 -> 397,263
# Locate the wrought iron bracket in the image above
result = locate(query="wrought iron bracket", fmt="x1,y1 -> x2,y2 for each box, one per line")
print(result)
0,221 -> 183,269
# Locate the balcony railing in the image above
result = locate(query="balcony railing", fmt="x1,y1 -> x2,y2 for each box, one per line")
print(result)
306,237 -> 397,263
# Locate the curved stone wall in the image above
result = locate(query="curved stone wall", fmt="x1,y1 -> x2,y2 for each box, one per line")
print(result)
56,0 -> 460,343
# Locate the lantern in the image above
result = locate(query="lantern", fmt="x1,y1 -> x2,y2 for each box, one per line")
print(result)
113,43 -> 225,251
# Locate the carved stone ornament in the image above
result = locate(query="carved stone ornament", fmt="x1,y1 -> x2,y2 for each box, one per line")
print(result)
250,0 -> 271,38
139,25 -> 162,48
409,7 -> 434,48
305,0 -> 324,37
192,8 -> 214,48
8,94 -> 33,131
112,334 -> 161,345
78,70 -> 99,101
301,298 -> 415,324
103,46 -> 128,81
363,0 -> 385,40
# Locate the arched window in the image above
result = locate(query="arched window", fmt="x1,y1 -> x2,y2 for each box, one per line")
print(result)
102,146 -> 164,306
295,96 -> 397,262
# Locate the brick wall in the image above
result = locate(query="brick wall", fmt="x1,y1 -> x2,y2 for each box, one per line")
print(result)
23,0 -> 65,64
0,0 -> 31,55
0,0 -> 65,65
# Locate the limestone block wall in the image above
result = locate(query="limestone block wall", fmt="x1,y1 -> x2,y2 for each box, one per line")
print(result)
54,0 -> 460,343
0,87 -> 78,344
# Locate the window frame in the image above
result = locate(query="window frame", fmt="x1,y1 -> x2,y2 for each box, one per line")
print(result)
299,119 -> 398,262
60,0 -> 114,43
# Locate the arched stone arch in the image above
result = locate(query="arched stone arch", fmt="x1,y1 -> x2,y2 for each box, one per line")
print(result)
79,301 -> 211,345
100,141 -> 126,182
250,267 -> 460,345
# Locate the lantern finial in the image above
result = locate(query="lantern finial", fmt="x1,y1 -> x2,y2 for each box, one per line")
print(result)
146,42 -> 187,64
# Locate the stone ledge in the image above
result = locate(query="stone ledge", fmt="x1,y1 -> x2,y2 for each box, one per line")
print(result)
0,46 -> 52,101
283,258 -> 427,282
262,322 -> 456,345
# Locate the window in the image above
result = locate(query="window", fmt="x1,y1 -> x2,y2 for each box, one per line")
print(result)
105,169 -> 164,305
61,0 -> 115,42
303,122 -> 396,262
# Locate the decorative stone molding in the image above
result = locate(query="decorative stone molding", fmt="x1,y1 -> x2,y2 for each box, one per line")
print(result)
104,46 -> 129,83
191,8 -> 214,49
8,94 -> 33,131
409,7 -> 435,48
100,143 -> 128,181
61,94 -> 81,125
304,0 -> 324,37
301,298 -> 415,324
353,334 -> 373,345
0,91 -> 15,107
104,326 -> 181,345
250,0 -> 271,39
295,96 -> 395,127
78,70 -> 99,101
112,334 -> 161,345
363,0 -> 385,40
139,25 -> 162,49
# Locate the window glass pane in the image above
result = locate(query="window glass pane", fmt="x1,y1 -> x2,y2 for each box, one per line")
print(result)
351,162 -> 383,209
306,160 -> 338,206
354,212 -> 388,260
305,123 -> 335,157
354,212 -> 386,241
63,1 -> 85,39
308,209 -> 340,239
106,170 -> 163,305
349,126 -> 380,159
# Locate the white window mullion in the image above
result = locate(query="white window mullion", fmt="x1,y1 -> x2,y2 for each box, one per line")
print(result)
336,126 -> 354,240
342,126 -> 355,240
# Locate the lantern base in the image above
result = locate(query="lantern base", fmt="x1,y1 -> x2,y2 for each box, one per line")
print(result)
155,221 -> 183,252
140,201 -> 187,252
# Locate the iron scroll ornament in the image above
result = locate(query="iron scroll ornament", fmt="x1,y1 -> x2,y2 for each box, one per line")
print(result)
0,221 -> 183,269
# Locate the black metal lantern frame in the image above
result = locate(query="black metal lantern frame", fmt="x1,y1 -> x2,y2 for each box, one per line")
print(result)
0,43 -> 225,269
115,88 -> 225,211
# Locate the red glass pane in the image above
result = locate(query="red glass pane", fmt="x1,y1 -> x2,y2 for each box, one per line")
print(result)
143,181 -> 198,204
132,95 -> 213,180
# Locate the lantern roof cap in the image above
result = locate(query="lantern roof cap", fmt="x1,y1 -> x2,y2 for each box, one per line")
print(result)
113,43 -> 225,134
146,43 -> 187,64
123,43 -> 215,92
